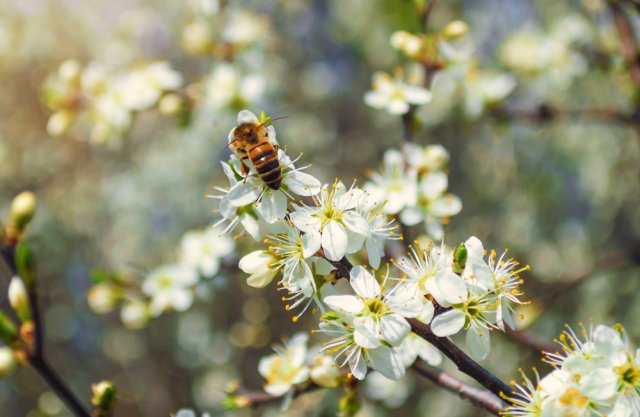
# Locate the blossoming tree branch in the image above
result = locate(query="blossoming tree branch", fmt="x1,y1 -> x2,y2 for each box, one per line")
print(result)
1,1 -> 640,417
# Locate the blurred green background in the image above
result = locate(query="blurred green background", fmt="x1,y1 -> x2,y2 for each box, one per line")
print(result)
1,0 -> 640,416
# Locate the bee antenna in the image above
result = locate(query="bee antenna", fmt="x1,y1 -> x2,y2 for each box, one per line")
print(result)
259,115 -> 288,126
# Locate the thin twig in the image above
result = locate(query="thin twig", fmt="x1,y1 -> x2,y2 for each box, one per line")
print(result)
412,359 -> 506,415
0,245 -> 93,417
609,0 -> 640,86
235,382 -> 323,407
489,104 -> 640,125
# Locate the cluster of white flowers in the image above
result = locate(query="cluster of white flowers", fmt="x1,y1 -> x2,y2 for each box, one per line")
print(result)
365,145 -> 461,239
498,15 -> 590,100
505,323 -> 640,417
257,332 -> 341,400
222,110 -> 401,318
87,227 -> 234,329
41,59 -> 183,144
182,0 -> 270,55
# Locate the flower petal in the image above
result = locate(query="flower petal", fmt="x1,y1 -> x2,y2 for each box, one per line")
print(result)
367,345 -> 405,380
302,231 -> 322,258
430,309 -> 465,337
466,327 -> 490,361
379,314 -> 411,346
350,265 -> 381,298
323,295 -> 365,314
342,211 -> 370,237
434,270 -> 468,305
255,190 -> 287,223
284,171 -> 321,196
322,221 -> 348,261
227,178 -> 262,207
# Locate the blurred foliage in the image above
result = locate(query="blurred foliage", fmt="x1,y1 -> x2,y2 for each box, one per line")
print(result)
1,0 -> 640,416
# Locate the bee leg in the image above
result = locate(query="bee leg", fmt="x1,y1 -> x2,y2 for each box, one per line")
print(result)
240,157 -> 251,182
274,144 -> 279,153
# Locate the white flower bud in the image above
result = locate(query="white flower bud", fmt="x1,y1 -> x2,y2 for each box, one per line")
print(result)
87,284 -> 119,314
8,277 -> 30,322
10,191 -> 37,235
120,299 -> 149,329
0,347 -> 16,378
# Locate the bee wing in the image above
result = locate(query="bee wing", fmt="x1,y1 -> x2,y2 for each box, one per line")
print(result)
237,110 -> 259,124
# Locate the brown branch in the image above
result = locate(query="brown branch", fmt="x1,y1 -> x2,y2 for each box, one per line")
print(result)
232,382 -> 323,408
407,318 -> 514,401
412,359 -> 506,415
489,104 -> 640,125
609,0 -> 640,87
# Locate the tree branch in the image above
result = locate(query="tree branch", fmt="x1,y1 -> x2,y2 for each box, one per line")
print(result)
407,318 -> 514,401
489,104 -> 640,125
412,359 -> 506,415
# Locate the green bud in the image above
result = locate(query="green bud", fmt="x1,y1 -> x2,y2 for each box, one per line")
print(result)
91,381 -> 117,417
338,389 -> 361,417
9,191 -> 37,237
453,242 -> 467,274
320,311 -> 340,322
8,277 -> 30,322
0,312 -> 18,345
15,243 -> 37,288
221,394 -> 249,410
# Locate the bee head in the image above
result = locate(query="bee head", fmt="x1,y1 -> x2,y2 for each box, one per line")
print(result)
235,123 -> 261,144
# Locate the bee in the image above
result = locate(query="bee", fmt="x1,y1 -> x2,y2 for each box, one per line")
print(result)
228,111 -> 283,190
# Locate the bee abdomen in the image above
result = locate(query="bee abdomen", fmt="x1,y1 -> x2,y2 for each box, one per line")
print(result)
249,144 -> 282,190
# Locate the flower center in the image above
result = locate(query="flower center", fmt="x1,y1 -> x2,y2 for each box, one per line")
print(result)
364,298 -> 387,315
616,359 -> 640,389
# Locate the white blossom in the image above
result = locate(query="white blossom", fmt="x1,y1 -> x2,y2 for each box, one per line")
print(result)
180,227 -> 235,278
142,264 -> 199,317
258,333 -> 310,396
364,71 -> 432,115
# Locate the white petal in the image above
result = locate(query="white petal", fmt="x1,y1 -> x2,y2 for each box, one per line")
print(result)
342,211 -> 370,237
302,231 -> 322,258
349,266 -> 381,298
420,172 -> 448,200
368,346 -> 405,380
404,85 -> 432,105
379,314 -> 411,345
240,215 -> 261,240
349,353 -> 368,380
385,283 -> 423,318
430,194 -> 462,217
255,190 -> 287,223
290,210 -> 321,234
237,110 -> 258,124
345,230 -> 366,254
247,269 -> 277,288
323,295 -> 365,314
365,237 -> 384,269
464,236 -> 484,259
354,326 -> 382,349
321,221 -> 348,261
466,327 -> 490,360
580,368 -> 618,401
417,301 -> 435,323
227,178 -> 262,207
430,309 -> 465,337
399,206 -> 424,226
284,171 -> 321,196
239,250 -> 271,274
434,271 -> 468,305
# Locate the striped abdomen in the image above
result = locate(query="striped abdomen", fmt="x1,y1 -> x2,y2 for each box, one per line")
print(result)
248,142 -> 281,190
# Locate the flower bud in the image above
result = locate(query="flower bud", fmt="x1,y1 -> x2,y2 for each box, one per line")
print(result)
310,355 -> 341,388
8,277 -> 30,322
182,20 -> 214,54
442,20 -> 469,40
158,94 -> 183,116
0,347 -> 17,378
452,242 -> 467,274
91,381 -> 117,417
120,299 -> 149,330
9,191 -> 37,239
0,311 -> 18,345
221,394 -> 250,410
47,111 -> 75,136
87,284 -> 120,314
